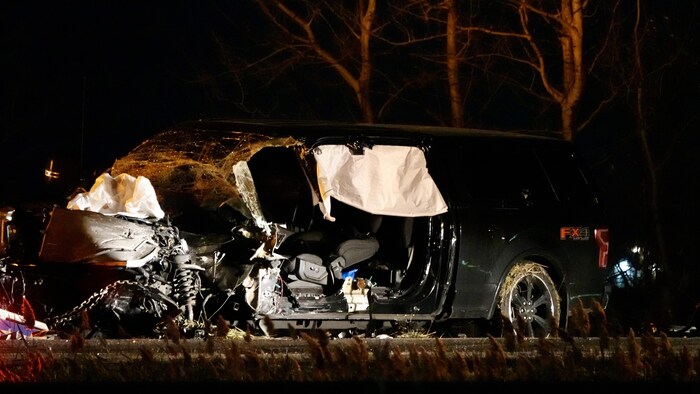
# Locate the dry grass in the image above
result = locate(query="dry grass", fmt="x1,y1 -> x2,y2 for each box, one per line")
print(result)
1,332 -> 698,383
1,301 -> 698,383
0,332 -> 700,383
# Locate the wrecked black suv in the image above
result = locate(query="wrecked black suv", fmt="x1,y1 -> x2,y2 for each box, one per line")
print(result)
1,119 -> 609,338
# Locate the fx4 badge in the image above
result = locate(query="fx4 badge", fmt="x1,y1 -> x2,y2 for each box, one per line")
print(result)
560,226 -> 590,241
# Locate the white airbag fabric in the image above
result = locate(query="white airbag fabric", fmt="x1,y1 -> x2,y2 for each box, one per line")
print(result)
66,172 -> 165,219
313,144 -> 448,218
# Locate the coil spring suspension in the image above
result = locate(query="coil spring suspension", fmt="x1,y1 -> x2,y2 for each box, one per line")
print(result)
173,263 -> 200,322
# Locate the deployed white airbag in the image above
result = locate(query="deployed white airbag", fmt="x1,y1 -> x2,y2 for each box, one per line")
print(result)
67,172 -> 165,219
313,144 -> 448,218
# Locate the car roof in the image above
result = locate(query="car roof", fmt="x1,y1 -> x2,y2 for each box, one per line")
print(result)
172,118 -> 564,148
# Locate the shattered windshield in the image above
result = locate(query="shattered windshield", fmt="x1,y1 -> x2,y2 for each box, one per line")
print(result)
110,129 -> 301,218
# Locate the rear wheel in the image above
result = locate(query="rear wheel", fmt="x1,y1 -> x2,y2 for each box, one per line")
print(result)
497,261 -> 561,338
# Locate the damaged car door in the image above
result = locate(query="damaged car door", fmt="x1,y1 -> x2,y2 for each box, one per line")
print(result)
240,142 -> 452,334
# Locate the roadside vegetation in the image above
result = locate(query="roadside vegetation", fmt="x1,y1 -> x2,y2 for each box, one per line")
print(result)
0,301 -> 697,383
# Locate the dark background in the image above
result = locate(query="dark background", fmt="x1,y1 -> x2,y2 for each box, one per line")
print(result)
2,2 -> 230,195
2,2 -> 700,331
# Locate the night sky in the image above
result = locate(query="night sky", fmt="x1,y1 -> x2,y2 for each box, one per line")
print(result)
2,2 -> 231,192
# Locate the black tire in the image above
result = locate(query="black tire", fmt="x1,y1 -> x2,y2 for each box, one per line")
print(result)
497,261 -> 561,338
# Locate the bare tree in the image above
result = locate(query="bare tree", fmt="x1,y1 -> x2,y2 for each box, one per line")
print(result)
627,1 -> 700,276
211,1 -> 598,132
435,0 -> 588,140
445,0 -> 464,127
249,0 -> 377,123
379,1 -> 622,135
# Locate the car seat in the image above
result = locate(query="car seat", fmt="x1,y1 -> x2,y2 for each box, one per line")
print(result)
285,199 -> 381,286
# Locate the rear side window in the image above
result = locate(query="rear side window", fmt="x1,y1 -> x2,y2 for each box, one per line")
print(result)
451,143 -> 555,207
535,147 -> 598,205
